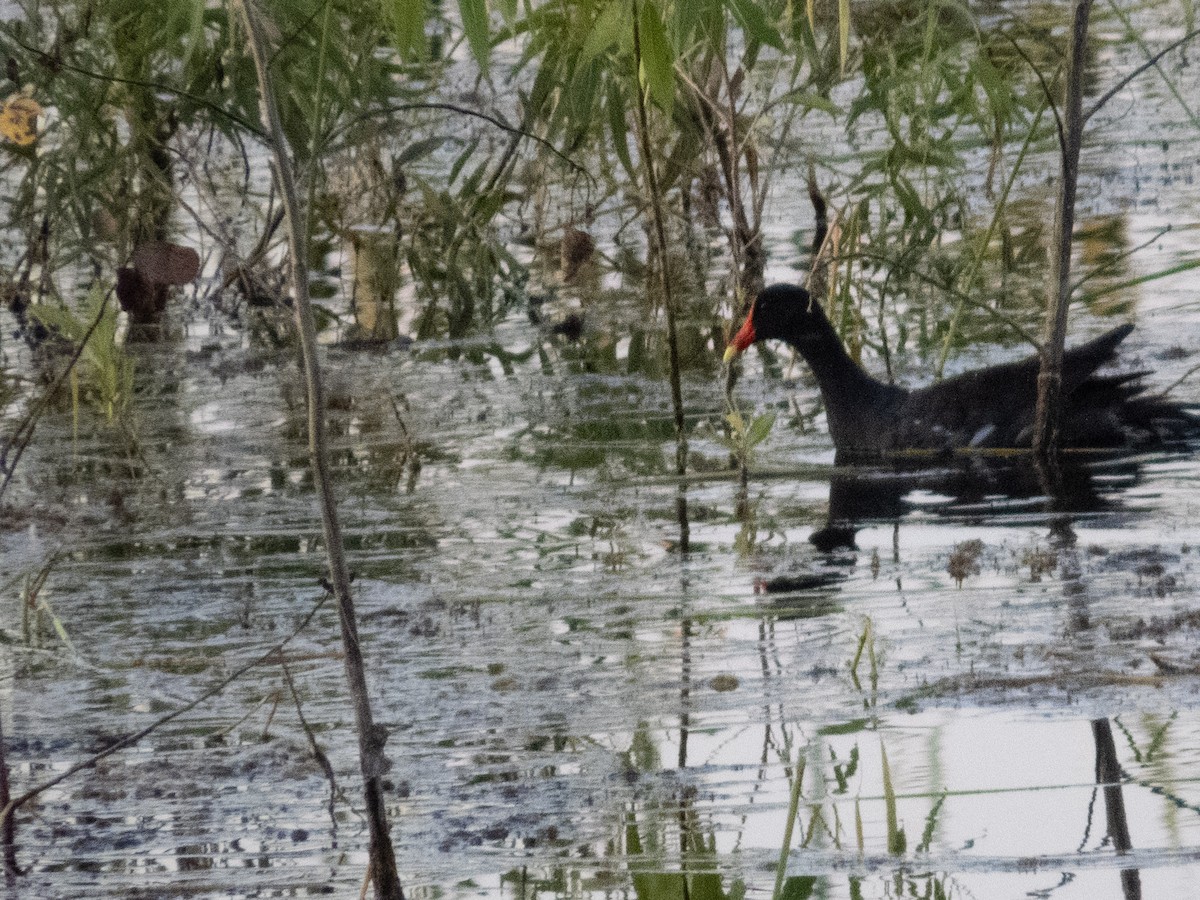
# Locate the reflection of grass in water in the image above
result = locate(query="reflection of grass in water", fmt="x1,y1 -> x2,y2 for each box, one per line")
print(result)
17,554 -> 75,654
518,413 -> 679,474
849,616 -> 880,695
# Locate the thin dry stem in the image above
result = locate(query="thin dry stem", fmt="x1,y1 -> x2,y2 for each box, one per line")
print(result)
231,2 -> 404,896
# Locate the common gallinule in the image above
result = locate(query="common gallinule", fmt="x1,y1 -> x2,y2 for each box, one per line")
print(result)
724,283 -> 1194,454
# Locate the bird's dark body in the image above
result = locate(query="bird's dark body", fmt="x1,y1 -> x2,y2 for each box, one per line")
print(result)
729,284 -> 1193,455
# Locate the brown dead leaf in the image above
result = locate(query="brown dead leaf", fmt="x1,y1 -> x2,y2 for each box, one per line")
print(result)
561,228 -> 594,282
132,240 -> 201,285
92,208 -> 121,242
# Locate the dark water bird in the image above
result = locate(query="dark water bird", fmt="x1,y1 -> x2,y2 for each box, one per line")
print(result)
724,284 -> 1195,455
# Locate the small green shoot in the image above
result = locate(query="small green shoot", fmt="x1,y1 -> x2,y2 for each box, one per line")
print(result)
849,617 -> 880,699
830,744 -> 859,794
773,755 -> 806,900
722,410 -> 777,469
880,742 -> 906,856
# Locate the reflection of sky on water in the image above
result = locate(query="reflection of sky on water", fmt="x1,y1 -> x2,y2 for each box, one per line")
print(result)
7,319 -> 1200,894
1,6 -> 1200,899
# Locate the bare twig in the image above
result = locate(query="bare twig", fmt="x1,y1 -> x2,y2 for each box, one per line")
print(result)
1004,32 -> 1065,155
6,33 -> 263,136
211,690 -> 281,740
1160,361 -> 1200,397
280,657 -> 340,837
349,103 -> 593,185
835,249 -> 1043,348
936,99 -> 1050,377
231,4 -> 404,897
1084,24 -> 1200,124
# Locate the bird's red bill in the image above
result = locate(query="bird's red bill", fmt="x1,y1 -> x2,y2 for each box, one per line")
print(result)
724,315 -> 756,361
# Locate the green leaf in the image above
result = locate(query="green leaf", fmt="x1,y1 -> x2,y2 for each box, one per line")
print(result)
690,873 -> 726,900
777,88 -> 842,117
27,303 -> 83,340
311,302 -> 339,334
395,136 -> 447,166
637,0 -> 674,117
459,0 -> 491,75
448,138 -> 479,184
674,0 -> 721,46
568,58 -> 601,126
881,742 -> 906,855
606,80 -> 636,178
527,49 -> 561,119
473,189 -> 512,223
725,410 -> 746,434
632,873 -> 686,900
581,0 -> 625,63
972,50 -> 1014,122
779,877 -> 818,900
746,411 -> 775,447
724,0 -> 784,50
495,0 -> 517,24
892,173 -> 930,226
388,0 -> 427,59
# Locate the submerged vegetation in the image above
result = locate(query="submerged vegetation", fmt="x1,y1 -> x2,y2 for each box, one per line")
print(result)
1,0 -> 1200,896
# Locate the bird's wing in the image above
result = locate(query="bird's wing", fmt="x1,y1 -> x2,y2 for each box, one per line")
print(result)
897,325 -> 1133,448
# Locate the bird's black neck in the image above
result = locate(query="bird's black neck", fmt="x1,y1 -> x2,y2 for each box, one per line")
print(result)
781,306 -> 898,446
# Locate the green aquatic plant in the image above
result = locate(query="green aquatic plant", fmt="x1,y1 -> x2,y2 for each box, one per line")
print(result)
915,791 -> 947,853
773,752 -> 807,900
721,409 -> 776,470
30,287 -> 133,422
830,743 -> 859,795
836,1 -> 1049,366
880,741 -> 906,856
849,615 -> 880,698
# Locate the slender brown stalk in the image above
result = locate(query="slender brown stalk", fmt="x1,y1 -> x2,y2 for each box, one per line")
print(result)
1033,0 -> 1093,458
231,3 -> 404,897
631,1 -> 689,553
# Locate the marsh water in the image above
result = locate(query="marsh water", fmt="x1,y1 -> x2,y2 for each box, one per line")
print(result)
6,12 -> 1200,900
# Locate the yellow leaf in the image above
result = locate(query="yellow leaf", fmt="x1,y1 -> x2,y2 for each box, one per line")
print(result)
1,95 -> 40,146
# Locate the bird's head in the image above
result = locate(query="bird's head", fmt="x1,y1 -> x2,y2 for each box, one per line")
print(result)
723,284 -> 822,362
